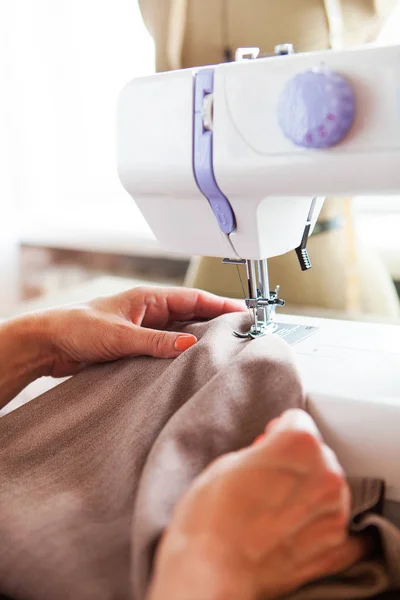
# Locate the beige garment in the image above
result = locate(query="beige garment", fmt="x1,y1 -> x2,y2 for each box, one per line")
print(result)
138,0 -> 396,72
138,0 -> 400,317
0,313 -> 400,599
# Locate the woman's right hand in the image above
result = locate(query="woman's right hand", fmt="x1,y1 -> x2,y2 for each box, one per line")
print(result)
148,409 -> 369,600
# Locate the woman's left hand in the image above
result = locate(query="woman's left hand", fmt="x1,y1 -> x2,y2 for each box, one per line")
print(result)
36,286 -> 245,377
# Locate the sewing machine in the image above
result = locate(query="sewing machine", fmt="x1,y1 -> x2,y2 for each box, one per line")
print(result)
117,43 -> 400,516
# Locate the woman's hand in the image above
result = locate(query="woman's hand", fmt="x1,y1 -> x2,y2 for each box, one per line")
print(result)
0,287 -> 244,407
34,286 -> 245,377
149,409 -> 370,600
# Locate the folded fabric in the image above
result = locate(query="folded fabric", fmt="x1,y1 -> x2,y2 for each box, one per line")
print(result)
0,313 -> 399,600
286,478 -> 400,599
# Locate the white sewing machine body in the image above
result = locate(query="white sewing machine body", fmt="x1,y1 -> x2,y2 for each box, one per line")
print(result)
118,44 -> 400,260
117,43 -> 400,513
284,314 -> 400,507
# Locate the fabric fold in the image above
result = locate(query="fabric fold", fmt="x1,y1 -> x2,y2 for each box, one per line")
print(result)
0,313 -> 398,600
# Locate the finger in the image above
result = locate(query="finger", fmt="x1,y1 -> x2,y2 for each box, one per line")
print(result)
253,410 -> 325,472
268,409 -> 323,442
126,326 -> 197,359
325,534 -> 372,574
321,443 -> 344,476
292,512 -> 349,563
267,410 -> 344,475
248,413 -> 345,485
264,417 -> 279,435
252,411 -> 321,448
252,434 -> 266,445
298,534 -> 371,585
251,414 -> 295,444
129,287 -> 246,329
166,288 -> 246,321
250,418 -> 280,445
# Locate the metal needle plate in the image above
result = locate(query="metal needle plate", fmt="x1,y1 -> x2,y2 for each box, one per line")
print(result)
234,323 -> 318,346
233,322 -> 278,339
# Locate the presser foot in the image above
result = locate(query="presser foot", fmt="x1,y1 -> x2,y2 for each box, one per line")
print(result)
222,258 -> 284,341
233,321 -> 278,340
233,287 -> 283,340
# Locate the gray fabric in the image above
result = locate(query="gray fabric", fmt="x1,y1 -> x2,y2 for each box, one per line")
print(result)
0,314 -> 302,599
0,313 -> 399,600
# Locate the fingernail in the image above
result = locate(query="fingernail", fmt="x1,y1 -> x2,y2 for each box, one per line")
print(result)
264,417 -> 279,434
174,335 -> 197,352
253,434 -> 265,445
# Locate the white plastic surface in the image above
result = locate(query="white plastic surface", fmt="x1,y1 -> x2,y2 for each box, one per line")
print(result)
282,314 -> 400,502
117,44 -> 400,260
214,44 -> 400,194
117,70 -> 235,258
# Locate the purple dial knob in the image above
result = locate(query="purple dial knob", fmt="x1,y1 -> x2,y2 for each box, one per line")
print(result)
277,68 -> 355,149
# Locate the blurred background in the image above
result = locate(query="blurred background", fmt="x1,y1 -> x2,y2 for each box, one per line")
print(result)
1,0 -> 400,323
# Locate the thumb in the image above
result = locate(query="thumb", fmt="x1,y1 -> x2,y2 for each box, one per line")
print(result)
128,326 -> 197,358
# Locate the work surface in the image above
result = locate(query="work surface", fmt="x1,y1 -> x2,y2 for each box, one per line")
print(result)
283,313 -> 400,503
